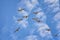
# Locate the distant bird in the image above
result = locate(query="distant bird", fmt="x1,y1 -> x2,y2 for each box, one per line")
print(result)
46,29 -> 50,31
18,8 -> 24,12
33,11 -> 39,14
54,32 -> 60,37
14,27 -> 20,33
17,18 -> 23,22
23,15 -> 28,18
32,18 -> 41,23
54,34 -> 58,37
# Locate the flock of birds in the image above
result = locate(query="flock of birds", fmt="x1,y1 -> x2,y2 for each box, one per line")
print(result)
14,0 -> 60,38
13,7 -> 60,38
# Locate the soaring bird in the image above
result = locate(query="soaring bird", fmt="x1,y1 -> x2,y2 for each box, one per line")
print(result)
54,32 -> 60,37
18,8 -> 24,12
14,27 -> 20,33
33,11 -> 39,14
23,15 -> 28,18
32,18 -> 41,23
46,29 -> 51,31
17,18 -> 23,22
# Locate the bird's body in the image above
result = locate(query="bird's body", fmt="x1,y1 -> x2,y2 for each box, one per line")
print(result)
46,29 -> 50,31
23,16 -> 28,18
17,18 -> 23,22
14,27 -> 20,33
54,32 -> 60,37
18,8 -> 24,12
32,18 -> 41,23
33,11 -> 39,14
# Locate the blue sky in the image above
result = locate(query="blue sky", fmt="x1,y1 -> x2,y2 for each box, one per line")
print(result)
0,0 -> 60,40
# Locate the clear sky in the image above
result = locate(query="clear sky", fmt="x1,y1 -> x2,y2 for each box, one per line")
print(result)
0,0 -> 60,40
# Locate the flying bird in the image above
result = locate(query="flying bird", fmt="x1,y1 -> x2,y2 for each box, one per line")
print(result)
54,34 -> 58,37
46,29 -> 50,31
33,11 -> 39,14
32,18 -> 41,23
18,8 -> 24,12
14,27 -> 20,33
17,18 -> 23,22
23,15 -> 28,18
54,32 -> 60,37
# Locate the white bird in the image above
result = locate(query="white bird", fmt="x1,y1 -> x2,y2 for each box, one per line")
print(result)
18,8 -> 24,12
17,18 -> 23,22
32,17 -> 42,23
23,15 -> 28,18
33,11 -> 40,14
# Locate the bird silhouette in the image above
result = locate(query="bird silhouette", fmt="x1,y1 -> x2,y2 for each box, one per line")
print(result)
46,29 -> 50,31
18,8 -> 24,12
23,15 -> 28,18
17,18 -> 23,22
54,32 -> 60,37
33,11 -> 39,14
14,27 -> 20,33
32,18 -> 41,23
